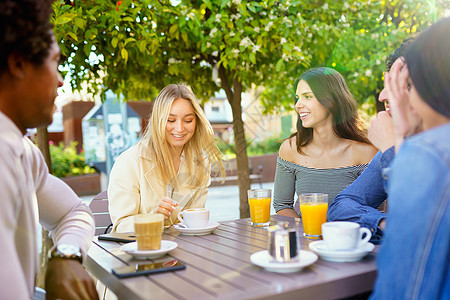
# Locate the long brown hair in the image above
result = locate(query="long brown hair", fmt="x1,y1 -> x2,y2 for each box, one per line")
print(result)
291,67 -> 370,154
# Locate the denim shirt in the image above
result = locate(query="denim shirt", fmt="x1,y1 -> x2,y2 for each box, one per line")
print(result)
371,123 -> 450,300
327,147 -> 395,243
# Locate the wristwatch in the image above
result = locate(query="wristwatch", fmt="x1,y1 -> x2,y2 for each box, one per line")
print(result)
49,243 -> 83,264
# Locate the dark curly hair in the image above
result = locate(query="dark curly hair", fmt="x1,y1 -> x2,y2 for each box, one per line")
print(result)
0,0 -> 54,74
385,37 -> 415,72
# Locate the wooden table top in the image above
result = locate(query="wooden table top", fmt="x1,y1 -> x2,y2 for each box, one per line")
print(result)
86,215 -> 377,300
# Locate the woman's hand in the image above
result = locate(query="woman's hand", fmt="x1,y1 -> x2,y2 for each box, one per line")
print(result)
384,58 -> 422,151
153,197 -> 178,219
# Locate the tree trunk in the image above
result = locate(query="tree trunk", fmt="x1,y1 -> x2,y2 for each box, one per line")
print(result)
36,127 -> 52,170
219,66 -> 251,218
35,127 -> 54,289
231,78 -> 251,218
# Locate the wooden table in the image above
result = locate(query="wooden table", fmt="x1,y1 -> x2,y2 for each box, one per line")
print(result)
86,215 -> 377,299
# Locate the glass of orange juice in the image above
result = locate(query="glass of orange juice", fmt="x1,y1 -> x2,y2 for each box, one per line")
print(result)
299,193 -> 328,239
248,189 -> 271,227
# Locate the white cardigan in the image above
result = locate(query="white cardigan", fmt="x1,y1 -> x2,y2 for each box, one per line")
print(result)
108,144 -> 210,232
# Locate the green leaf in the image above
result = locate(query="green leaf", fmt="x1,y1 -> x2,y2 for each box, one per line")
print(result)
137,40 -> 147,53
187,19 -> 195,30
283,43 -> 292,51
192,15 -> 201,27
169,24 -> 178,35
74,17 -> 85,29
112,37 -> 118,48
83,44 -> 91,57
201,41 -> 206,52
239,5 -> 248,16
124,38 -> 136,46
182,31 -> 189,44
249,52 -> 256,64
276,59 -> 284,72
67,31 -> 78,41
85,30 -> 92,40
220,0 -> 228,9
269,42 -> 275,52
168,64 -> 179,75
121,48 -> 128,63
204,0 -> 213,10
243,26 -> 253,32
59,43 -> 68,57
54,13 -> 77,25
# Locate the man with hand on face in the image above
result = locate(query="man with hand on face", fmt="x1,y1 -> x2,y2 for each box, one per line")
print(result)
0,0 -> 98,299
327,38 -> 422,242
371,17 -> 450,299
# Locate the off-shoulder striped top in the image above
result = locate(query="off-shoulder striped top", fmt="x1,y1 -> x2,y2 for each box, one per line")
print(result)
273,156 -> 368,213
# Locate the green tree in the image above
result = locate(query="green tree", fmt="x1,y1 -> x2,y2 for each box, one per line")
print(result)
260,0 -> 448,115
52,0 -> 448,218
328,0 -> 447,114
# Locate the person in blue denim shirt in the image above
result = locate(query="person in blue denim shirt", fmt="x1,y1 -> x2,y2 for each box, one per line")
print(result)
371,17 -> 450,299
327,38 -> 416,242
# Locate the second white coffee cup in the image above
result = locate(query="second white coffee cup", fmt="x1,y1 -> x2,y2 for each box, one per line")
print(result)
177,208 -> 210,228
322,221 -> 371,251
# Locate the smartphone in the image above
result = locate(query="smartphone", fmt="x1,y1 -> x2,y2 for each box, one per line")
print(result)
98,232 -> 135,243
112,259 -> 186,278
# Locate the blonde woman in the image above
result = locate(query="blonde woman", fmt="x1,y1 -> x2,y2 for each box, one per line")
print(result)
108,83 -> 225,232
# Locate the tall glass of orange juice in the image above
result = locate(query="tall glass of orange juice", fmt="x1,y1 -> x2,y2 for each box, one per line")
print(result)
299,193 -> 328,239
248,189 -> 272,227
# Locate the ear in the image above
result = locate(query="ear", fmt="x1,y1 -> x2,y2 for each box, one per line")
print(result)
6,53 -> 27,79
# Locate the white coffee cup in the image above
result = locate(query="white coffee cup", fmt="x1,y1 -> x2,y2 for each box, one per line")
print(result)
177,208 -> 210,228
322,221 -> 372,251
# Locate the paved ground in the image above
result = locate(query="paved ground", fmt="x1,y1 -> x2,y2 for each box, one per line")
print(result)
81,182 -> 275,222
205,182 -> 275,221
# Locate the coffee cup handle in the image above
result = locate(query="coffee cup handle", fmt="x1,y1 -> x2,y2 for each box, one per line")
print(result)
177,211 -> 184,224
358,227 -> 372,247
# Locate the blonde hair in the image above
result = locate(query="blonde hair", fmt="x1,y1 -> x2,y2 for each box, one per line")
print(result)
139,83 -> 225,188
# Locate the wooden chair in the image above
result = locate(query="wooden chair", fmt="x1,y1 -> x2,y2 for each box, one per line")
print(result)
88,191 -> 112,235
210,160 -> 264,188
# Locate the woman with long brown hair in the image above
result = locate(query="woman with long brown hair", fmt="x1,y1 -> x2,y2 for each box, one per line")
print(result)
273,67 -> 377,218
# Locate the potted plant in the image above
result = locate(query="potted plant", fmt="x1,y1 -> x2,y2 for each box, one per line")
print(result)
50,141 -> 101,196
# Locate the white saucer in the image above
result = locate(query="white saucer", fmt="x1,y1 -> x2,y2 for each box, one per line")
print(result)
250,250 -> 318,273
173,221 -> 220,236
309,241 -> 375,262
120,240 -> 178,259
